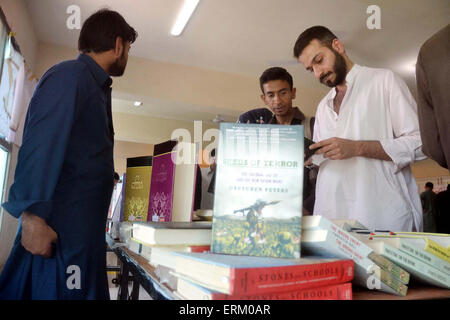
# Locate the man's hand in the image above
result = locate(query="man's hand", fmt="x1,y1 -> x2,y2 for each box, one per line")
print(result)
310,137 -> 360,160
21,211 -> 58,258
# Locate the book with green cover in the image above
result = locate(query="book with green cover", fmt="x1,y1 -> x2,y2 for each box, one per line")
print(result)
211,123 -> 304,258
123,156 -> 153,222
350,231 -> 450,275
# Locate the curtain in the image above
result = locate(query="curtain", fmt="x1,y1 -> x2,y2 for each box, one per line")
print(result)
0,36 -> 23,140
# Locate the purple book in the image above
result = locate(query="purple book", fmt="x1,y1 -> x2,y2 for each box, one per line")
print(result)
148,141 -> 178,222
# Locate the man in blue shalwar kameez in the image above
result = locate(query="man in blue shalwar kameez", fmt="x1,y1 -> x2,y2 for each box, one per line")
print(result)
0,9 -> 137,299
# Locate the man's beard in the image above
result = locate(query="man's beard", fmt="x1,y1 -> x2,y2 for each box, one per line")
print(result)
320,49 -> 347,88
108,51 -> 127,77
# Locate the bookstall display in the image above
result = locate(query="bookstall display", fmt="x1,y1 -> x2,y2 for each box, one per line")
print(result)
106,123 -> 450,300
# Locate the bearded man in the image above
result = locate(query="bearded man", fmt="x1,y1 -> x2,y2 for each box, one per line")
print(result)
293,26 -> 426,231
0,9 -> 137,299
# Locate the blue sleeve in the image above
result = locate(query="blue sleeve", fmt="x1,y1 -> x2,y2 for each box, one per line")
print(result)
2,66 -> 81,221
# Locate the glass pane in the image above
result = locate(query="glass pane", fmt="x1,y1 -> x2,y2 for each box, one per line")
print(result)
0,145 -> 8,227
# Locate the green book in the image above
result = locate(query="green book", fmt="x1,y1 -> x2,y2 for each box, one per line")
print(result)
211,123 -> 304,258
123,156 -> 153,222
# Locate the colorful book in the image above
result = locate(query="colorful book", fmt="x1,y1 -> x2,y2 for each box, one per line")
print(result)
131,221 -> 212,246
172,251 -> 354,295
302,216 -> 409,295
176,277 -> 352,300
350,232 -> 450,276
362,239 -> 450,289
123,156 -> 153,222
370,233 -> 450,263
148,140 -> 198,222
211,123 -> 304,258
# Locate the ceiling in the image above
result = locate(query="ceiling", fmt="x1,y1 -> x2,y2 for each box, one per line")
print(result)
24,0 -> 450,121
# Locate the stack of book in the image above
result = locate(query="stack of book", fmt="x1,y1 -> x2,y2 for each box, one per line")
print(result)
171,252 -> 354,300
127,221 -> 212,268
347,229 -> 450,289
121,139 -> 198,223
301,216 -> 411,296
168,123 -> 354,300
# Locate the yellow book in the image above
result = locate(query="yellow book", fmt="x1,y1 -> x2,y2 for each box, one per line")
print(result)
123,156 -> 153,222
423,238 -> 450,263
371,234 -> 450,263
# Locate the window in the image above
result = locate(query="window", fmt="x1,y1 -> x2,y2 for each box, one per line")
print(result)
0,139 -> 9,204
0,7 -> 20,229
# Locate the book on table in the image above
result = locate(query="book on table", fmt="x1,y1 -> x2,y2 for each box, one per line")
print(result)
393,232 -> 450,246
175,276 -> 352,300
131,221 -> 212,246
301,216 -> 410,296
148,140 -> 198,222
350,231 -> 450,275
123,156 -> 153,222
171,251 -> 354,296
143,245 -> 210,268
351,233 -> 450,289
126,236 -> 210,268
369,232 -> 450,263
211,123 -> 304,258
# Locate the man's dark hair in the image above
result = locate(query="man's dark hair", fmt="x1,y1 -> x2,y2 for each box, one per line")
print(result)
425,182 -> 434,189
293,26 -> 338,58
238,108 -> 273,124
259,67 -> 293,93
78,9 -> 137,54
114,172 -> 120,180
210,149 -> 216,157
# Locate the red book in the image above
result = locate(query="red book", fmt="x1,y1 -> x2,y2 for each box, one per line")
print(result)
177,279 -> 353,300
173,252 -> 354,295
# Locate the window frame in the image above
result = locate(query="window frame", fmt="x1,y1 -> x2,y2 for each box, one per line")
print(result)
0,6 -> 20,231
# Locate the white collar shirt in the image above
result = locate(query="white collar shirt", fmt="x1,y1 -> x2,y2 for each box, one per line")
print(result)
313,64 -> 426,231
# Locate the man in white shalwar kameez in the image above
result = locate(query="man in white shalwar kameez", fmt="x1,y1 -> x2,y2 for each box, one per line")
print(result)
293,26 -> 426,231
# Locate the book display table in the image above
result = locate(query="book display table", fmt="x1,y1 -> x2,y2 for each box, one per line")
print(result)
106,232 -> 177,300
106,233 -> 450,301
